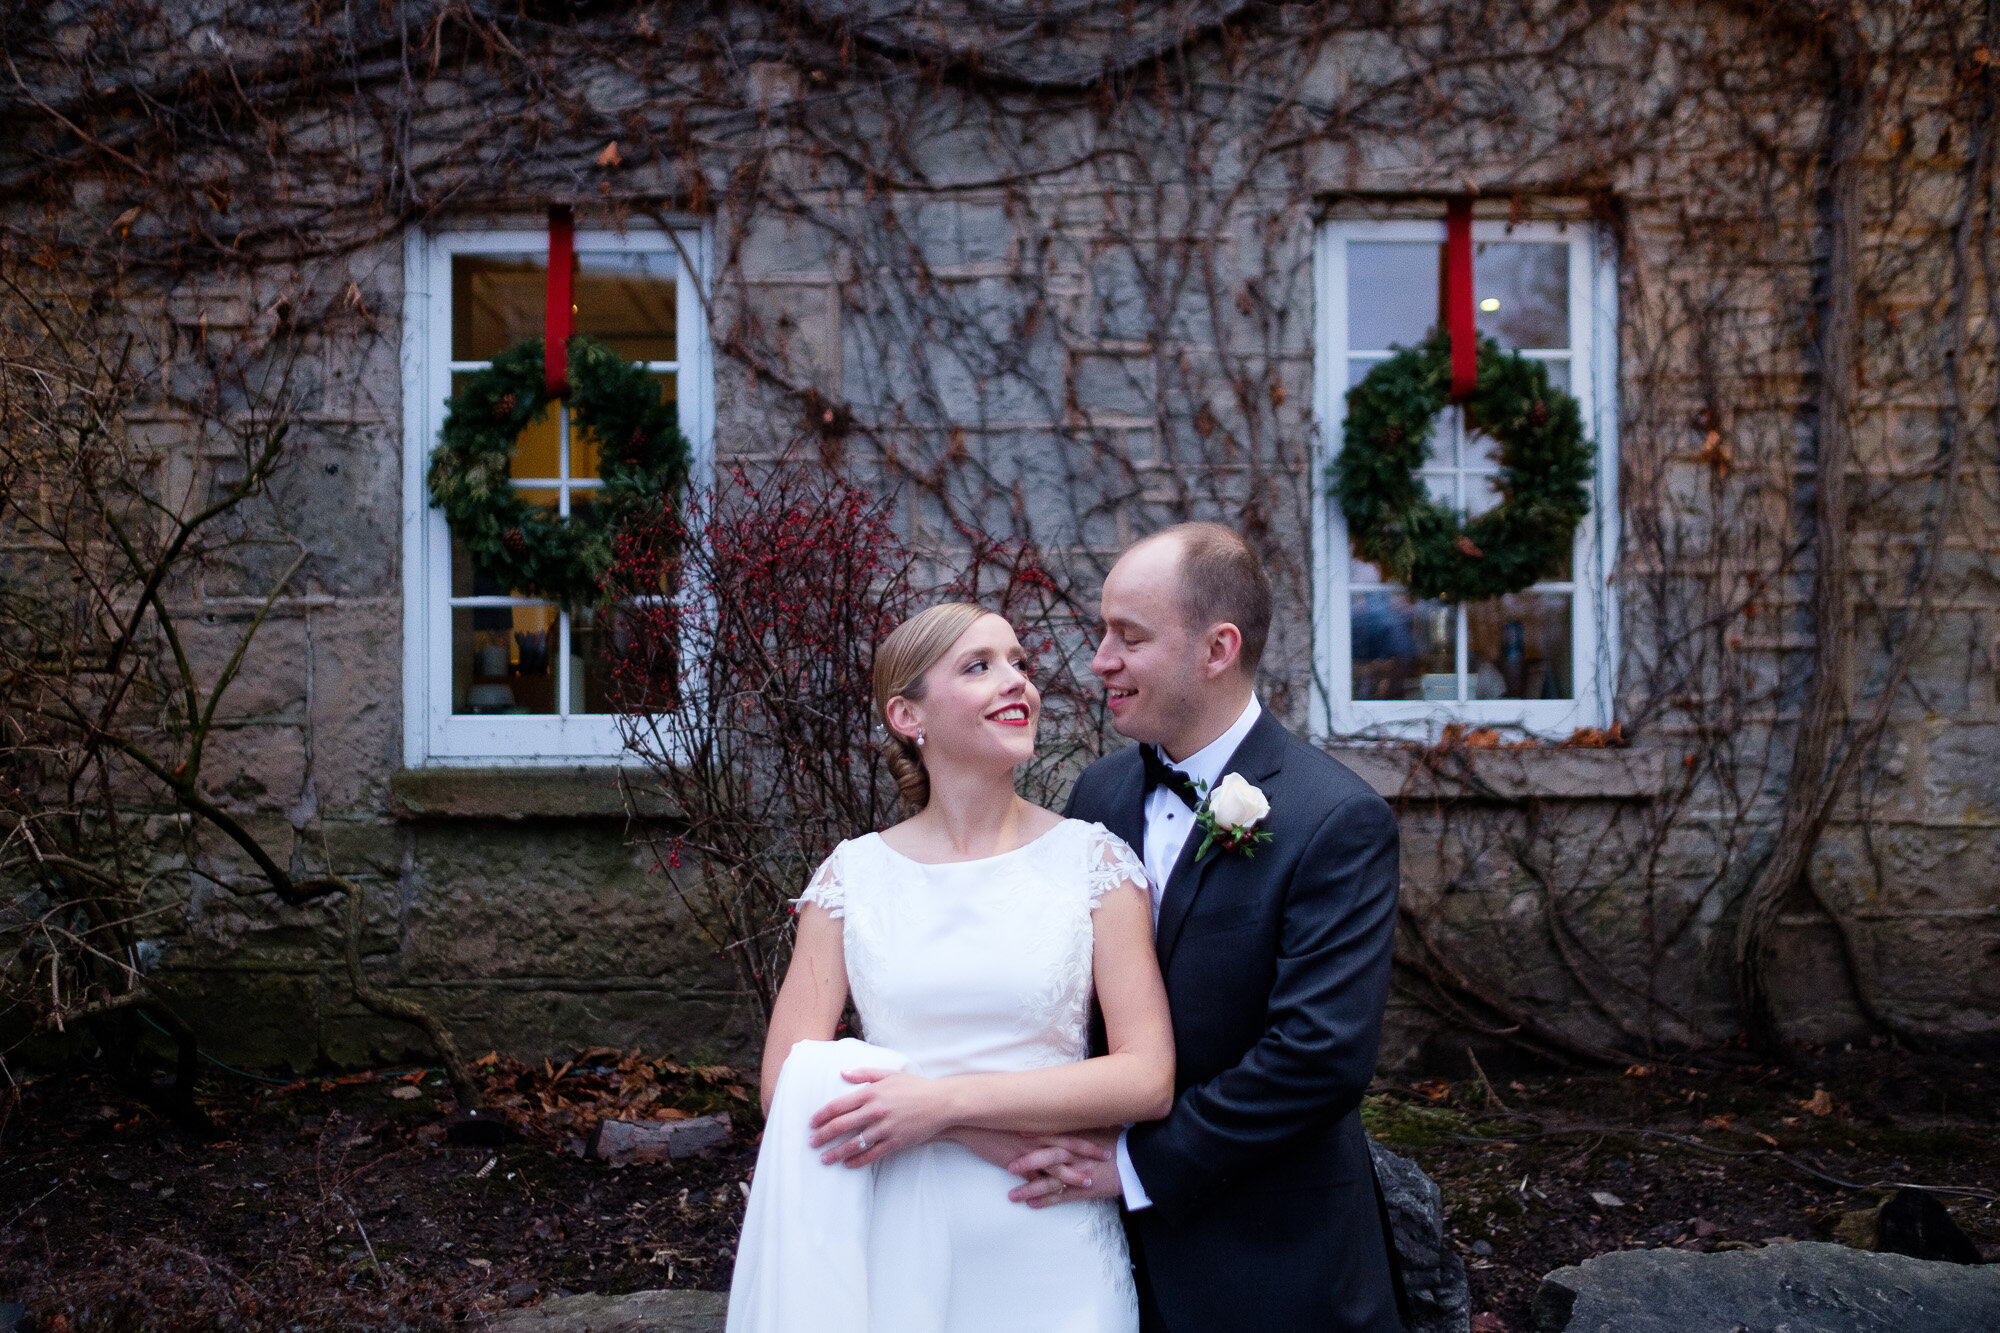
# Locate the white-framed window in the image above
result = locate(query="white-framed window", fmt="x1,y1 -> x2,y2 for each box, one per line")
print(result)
1311,218 -> 1619,739
400,225 -> 712,766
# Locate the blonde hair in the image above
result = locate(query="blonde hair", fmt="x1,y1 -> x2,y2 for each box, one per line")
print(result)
873,602 -> 989,809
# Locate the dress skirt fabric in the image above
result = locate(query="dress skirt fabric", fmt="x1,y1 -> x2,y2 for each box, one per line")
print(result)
729,1038 -> 1137,1333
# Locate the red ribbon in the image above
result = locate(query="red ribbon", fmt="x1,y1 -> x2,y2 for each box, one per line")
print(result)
545,203 -> 575,398
1445,198 -> 1476,400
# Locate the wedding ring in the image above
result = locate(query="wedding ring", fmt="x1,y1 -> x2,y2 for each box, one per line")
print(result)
856,1135 -> 869,1152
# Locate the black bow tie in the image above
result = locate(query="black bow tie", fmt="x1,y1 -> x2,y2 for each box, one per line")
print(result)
1141,745 -> 1204,810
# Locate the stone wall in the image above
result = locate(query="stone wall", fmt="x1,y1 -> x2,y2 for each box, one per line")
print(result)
11,1 -> 1995,1074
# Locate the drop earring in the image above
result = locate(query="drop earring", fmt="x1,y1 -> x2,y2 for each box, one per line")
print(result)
916,728 -> 926,747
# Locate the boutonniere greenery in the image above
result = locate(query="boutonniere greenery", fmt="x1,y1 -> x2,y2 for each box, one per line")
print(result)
1191,772 -> 1274,860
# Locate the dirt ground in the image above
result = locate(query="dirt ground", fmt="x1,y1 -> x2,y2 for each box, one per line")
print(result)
3,1044 -> 1995,1331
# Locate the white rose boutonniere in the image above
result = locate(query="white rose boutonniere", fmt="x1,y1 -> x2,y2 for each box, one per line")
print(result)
1192,772 -> 1274,860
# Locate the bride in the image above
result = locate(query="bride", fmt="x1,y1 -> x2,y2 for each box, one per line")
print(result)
727,601 -> 1173,1333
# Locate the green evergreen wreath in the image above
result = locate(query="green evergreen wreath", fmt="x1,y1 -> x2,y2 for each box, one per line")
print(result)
429,335 -> 690,609
1330,329 -> 1593,603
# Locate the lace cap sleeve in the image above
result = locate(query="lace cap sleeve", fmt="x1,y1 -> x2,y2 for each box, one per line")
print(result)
1082,824 -> 1149,910
795,843 -> 848,919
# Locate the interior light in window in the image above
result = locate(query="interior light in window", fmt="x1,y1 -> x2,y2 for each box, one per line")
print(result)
1479,297 -> 1500,312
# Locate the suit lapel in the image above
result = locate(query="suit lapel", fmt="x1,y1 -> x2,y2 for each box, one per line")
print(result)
1099,745 -> 1148,857
1153,710 -> 1290,970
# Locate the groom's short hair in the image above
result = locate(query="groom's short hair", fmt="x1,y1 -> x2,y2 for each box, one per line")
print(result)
1145,522 -> 1272,675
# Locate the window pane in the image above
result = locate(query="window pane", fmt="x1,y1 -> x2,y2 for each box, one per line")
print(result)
570,606 -> 622,714
452,255 -> 548,361
1352,591 -> 1455,702
1348,242 -> 1440,351
575,254 -> 678,363
1467,593 -> 1572,700
1473,243 -> 1568,350
1421,471 -> 1457,509
1466,470 -> 1503,518
453,603 -> 560,714
453,251 -> 679,364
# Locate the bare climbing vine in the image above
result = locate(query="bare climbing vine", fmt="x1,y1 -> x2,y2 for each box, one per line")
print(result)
2,0 -> 1995,1074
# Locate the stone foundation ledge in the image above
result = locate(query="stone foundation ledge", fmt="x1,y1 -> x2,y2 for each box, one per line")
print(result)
391,767 -> 678,820
1327,744 -> 1670,803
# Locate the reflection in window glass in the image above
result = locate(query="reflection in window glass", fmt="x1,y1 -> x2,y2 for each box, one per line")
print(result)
575,254 -> 678,363
1346,240 -> 1569,354
1351,592 -> 1456,702
1467,593 -> 1572,700
1348,243 -> 1440,351
452,256 -> 548,361
1473,243 -> 1568,350
451,254 -> 678,364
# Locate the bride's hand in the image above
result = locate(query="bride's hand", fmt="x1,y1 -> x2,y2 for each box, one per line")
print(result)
808,1068 -> 953,1168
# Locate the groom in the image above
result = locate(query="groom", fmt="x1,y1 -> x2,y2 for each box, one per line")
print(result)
1012,523 -> 1405,1333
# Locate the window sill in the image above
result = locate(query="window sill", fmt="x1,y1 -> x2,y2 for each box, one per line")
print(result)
1325,744 -> 1670,802
390,767 -> 677,820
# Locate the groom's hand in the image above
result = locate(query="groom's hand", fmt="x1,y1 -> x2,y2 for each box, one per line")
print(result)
1006,1129 -> 1121,1208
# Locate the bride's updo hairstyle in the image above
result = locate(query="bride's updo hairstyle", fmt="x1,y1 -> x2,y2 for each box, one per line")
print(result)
873,601 -> 989,810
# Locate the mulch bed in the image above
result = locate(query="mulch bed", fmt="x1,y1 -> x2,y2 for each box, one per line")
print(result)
1,1051 -> 758,1330
2,1043 -> 1994,1331
1390,1045 -> 2000,1329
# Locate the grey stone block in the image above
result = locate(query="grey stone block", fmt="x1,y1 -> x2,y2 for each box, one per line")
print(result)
1369,1140 -> 1471,1333
483,1289 -> 727,1333
1531,1241 -> 2000,1333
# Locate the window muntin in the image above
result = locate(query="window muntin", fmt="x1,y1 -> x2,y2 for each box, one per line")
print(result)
404,230 -> 709,765
1314,220 -> 1615,737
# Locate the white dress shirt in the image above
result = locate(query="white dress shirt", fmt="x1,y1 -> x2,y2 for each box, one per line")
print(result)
1116,694 -> 1262,1211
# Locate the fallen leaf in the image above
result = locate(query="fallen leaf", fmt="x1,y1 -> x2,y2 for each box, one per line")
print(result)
597,141 -> 623,167
1801,1088 -> 1834,1117
1411,1078 -> 1453,1102
1701,1114 -> 1737,1130
390,1085 -> 423,1100
1755,1131 -> 1780,1147
1590,1191 -> 1626,1209
1624,1064 -> 1653,1078
110,206 -> 141,233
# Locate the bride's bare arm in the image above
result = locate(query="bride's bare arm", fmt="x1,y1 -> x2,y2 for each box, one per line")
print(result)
757,903 -> 849,1117
810,878 -> 1173,1167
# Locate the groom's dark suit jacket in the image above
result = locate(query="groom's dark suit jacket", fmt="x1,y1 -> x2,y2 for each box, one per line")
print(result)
1067,709 -> 1403,1333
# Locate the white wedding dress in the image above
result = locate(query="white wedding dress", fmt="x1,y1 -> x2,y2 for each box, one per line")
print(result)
727,818 -> 1147,1333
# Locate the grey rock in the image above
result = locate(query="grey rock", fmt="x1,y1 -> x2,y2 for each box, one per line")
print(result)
481,1289 -> 727,1333
1369,1139 -> 1472,1333
590,1113 -> 733,1167
1531,1241 -> 2000,1333
1877,1187 -> 1984,1265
